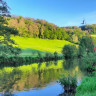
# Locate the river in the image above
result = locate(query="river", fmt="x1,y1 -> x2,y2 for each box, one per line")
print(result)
0,59 -> 85,96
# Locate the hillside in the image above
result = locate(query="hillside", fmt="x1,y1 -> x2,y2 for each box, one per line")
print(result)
11,36 -> 75,56
7,16 -> 86,44
6,16 -> 96,45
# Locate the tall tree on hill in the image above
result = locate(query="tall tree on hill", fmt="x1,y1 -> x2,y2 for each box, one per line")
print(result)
0,0 -> 10,16
0,0 -> 21,57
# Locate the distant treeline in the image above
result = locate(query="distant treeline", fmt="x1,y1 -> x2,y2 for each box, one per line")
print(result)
3,15 -> 96,44
6,16 -> 90,43
80,24 -> 96,34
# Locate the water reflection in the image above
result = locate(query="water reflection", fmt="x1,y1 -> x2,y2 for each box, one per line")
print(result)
1,92 -> 15,96
0,59 -> 84,96
59,92 -> 75,96
63,59 -> 75,70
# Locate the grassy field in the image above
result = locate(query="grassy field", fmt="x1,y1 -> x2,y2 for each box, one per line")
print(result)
11,36 -> 74,56
91,35 -> 96,37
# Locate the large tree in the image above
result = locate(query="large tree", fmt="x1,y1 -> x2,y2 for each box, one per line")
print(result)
0,0 -> 10,15
0,0 -> 21,57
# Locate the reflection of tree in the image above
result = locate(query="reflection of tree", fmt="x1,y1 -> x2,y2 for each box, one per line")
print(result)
59,92 -> 75,96
54,60 -> 58,66
0,69 -> 21,95
46,61 -> 53,67
46,61 -> 50,67
78,59 -> 89,76
38,62 -> 42,69
63,59 -> 78,70
1,92 -> 15,96
63,59 -> 74,70
0,59 -> 82,93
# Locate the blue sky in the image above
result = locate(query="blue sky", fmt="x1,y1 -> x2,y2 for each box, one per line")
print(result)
6,0 -> 96,27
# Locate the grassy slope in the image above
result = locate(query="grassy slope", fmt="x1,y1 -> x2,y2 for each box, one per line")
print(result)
11,36 -> 74,56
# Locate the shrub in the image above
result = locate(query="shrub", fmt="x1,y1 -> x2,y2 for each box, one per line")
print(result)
54,51 -> 58,59
62,45 -> 77,59
44,52 -> 53,61
59,74 -> 77,93
37,52 -> 44,61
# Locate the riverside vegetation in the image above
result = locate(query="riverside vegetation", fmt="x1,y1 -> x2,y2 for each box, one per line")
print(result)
58,36 -> 96,95
59,74 -> 77,93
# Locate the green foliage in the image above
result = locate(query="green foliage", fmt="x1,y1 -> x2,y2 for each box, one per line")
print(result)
0,45 -> 21,57
0,17 -> 21,59
91,35 -> 96,49
0,0 -> 10,16
59,75 -> 77,87
37,51 -> 44,61
54,51 -> 58,59
44,52 -> 53,60
0,2 -> 21,59
7,16 -> 86,43
62,45 -> 77,58
78,36 -> 94,56
75,76 -> 96,96
0,18 -> 17,45
0,69 -> 21,92
59,74 -> 77,93
76,50 -> 96,96
85,24 -> 96,34
79,52 -> 96,72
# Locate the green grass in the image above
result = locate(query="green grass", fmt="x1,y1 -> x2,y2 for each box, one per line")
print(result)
75,76 -> 96,96
11,36 -> 74,53
20,48 -> 45,57
91,35 -> 96,37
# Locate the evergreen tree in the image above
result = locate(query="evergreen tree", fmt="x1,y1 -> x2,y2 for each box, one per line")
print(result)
0,0 -> 21,57
0,0 -> 10,16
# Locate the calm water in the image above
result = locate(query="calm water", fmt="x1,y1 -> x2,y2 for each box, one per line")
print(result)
0,59 -> 85,96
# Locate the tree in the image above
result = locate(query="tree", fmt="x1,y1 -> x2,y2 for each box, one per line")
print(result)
0,0 -> 21,57
0,0 -> 10,16
62,45 -> 77,58
78,36 -> 94,56
54,51 -> 58,59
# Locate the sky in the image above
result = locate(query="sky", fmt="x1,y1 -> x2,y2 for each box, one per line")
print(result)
6,0 -> 96,27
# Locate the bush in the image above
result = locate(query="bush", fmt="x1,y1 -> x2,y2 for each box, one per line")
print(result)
59,74 -> 77,93
0,45 -> 21,57
44,52 -> 53,61
62,45 -> 77,59
54,51 -> 58,59
37,52 -> 44,61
